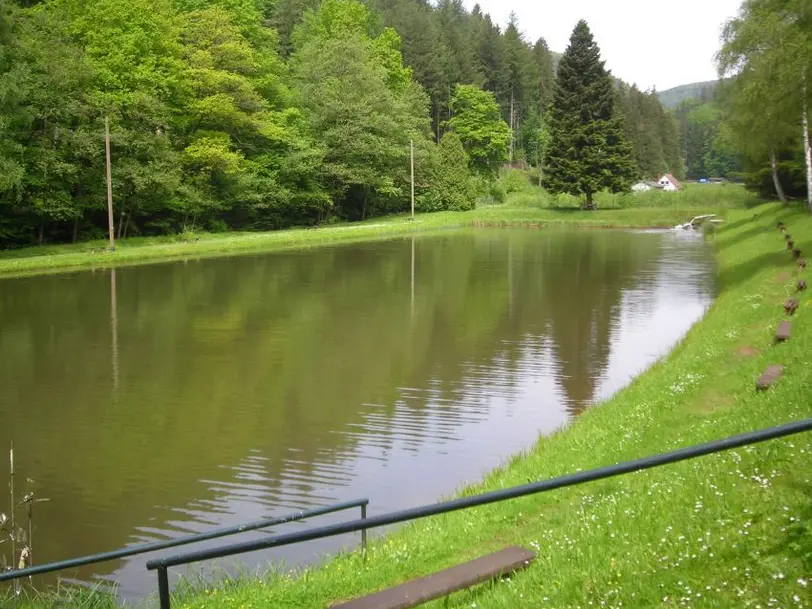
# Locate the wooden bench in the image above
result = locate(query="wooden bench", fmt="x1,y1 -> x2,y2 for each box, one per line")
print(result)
776,321 -> 792,342
331,546 -> 536,609
756,365 -> 784,390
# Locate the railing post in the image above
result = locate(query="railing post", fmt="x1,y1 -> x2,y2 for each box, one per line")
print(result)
360,502 -> 368,560
158,565 -> 171,609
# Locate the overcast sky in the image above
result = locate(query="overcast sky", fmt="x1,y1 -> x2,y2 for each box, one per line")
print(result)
462,0 -> 744,91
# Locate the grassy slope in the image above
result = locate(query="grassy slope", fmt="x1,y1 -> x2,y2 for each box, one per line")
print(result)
0,183 -> 751,279
168,203 -> 811,609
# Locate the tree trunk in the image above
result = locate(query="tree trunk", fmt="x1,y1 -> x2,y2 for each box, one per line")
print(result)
770,149 -> 788,204
123,212 -> 131,239
538,152 -> 544,187
38,223 -> 44,244
117,210 -> 125,240
72,217 -> 79,243
804,94 -> 812,213
584,190 -> 595,211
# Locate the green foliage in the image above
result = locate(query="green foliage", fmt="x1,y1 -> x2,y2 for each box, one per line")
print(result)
617,83 -> 683,179
717,0 -> 811,206
290,0 -> 430,220
447,84 -> 510,175
0,0 -> 693,246
419,132 -> 477,211
499,168 -> 533,194
545,20 -> 636,209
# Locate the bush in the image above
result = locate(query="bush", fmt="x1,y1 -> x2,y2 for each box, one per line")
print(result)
420,133 -> 478,212
488,181 -> 506,203
499,168 -> 533,194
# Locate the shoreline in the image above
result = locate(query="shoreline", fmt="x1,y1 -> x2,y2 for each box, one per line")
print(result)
0,206 -> 717,280
8,200 -> 811,609
173,201 -> 811,609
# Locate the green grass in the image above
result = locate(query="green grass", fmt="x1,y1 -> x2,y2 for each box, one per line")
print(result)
2,584 -> 119,609
163,202 -> 810,609
0,184 -> 752,279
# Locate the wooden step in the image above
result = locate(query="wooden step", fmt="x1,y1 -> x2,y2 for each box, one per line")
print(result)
330,546 -> 536,609
776,321 -> 792,342
756,365 -> 784,391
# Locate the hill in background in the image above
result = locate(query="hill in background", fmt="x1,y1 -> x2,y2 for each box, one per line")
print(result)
658,80 -> 718,108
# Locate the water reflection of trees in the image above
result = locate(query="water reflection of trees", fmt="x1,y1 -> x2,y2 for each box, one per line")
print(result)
0,229 -> 675,578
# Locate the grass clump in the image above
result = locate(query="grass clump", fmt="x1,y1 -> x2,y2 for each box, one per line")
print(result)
171,202 -> 811,608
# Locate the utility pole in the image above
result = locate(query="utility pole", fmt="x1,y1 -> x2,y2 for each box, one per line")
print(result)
509,89 -> 515,164
105,116 -> 115,251
410,139 -> 415,220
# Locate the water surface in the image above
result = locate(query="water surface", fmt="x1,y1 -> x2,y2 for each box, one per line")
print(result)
0,228 -> 715,596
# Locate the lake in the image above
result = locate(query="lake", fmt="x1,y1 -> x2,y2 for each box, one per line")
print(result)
0,228 -> 715,597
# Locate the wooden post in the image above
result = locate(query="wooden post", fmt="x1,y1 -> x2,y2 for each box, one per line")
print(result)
9,444 -> 15,573
410,139 -> 415,220
509,90 -> 515,164
105,116 -> 115,251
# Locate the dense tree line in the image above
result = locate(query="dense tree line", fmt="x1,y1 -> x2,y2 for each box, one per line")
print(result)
0,0 -> 680,247
718,0 -> 812,207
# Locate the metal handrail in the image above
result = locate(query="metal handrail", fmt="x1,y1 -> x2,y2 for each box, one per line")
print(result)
0,497 -> 369,583
147,418 -> 812,609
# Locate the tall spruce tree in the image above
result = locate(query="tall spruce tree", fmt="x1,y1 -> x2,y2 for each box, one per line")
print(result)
545,20 -> 635,209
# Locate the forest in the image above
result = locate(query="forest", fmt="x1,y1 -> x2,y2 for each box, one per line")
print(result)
0,0 -> 684,247
718,0 -> 812,207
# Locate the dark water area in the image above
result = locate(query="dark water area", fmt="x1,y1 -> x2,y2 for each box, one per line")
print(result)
0,228 -> 715,598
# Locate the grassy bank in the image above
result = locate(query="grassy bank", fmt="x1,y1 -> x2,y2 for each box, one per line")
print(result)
157,201 -> 809,609
0,184 -> 754,279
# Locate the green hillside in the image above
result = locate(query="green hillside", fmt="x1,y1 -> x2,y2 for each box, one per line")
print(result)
658,80 -> 718,108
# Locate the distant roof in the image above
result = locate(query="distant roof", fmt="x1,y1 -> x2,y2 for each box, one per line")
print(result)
662,174 -> 684,190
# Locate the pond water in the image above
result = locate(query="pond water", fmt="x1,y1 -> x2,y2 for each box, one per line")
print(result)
0,228 -> 715,598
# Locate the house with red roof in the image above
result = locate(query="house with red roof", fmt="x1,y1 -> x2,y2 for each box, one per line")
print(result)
657,174 -> 684,191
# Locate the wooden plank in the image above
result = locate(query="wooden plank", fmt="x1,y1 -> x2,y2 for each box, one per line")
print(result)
756,365 -> 784,391
776,321 -> 792,342
331,546 -> 536,609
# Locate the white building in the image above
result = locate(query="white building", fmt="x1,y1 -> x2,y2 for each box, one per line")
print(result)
658,174 -> 684,192
632,181 -> 661,192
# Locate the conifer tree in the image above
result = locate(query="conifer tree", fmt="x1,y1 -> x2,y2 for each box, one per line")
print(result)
545,20 -> 635,209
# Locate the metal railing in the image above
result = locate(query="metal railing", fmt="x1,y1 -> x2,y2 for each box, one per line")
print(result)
0,498 -> 368,584
147,417 -> 812,609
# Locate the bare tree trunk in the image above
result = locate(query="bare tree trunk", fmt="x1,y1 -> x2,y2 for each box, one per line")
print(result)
770,149 -> 788,204
117,210 -> 125,240
38,223 -> 44,244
